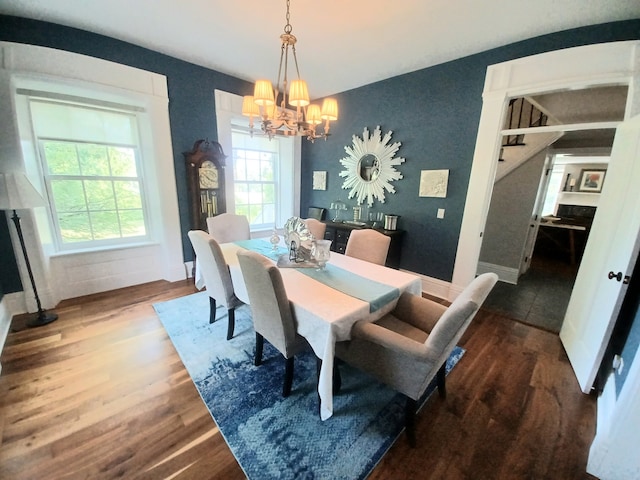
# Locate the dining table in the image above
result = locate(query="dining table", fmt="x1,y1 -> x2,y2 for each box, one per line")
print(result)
218,238 -> 422,421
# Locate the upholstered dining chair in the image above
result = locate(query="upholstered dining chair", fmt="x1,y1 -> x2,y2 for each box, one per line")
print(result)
336,272 -> 498,447
237,249 -> 313,397
187,230 -> 243,340
307,206 -> 326,221
304,218 -> 327,241
206,213 -> 250,244
344,229 -> 391,266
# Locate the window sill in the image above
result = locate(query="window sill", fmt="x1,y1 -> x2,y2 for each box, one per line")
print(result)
48,241 -> 160,258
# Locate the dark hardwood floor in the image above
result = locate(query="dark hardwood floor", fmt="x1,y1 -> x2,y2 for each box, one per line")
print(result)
0,280 -> 597,479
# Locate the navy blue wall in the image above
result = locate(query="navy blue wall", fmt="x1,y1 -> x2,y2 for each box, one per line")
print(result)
301,20 -> 640,281
1,15 -> 639,294
0,14 -> 253,292
0,214 -> 22,300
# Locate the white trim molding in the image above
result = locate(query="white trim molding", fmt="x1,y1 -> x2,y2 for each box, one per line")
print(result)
453,40 -> 640,290
1,41 -> 185,305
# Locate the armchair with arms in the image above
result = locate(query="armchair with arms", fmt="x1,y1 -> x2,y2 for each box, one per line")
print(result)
336,272 -> 498,446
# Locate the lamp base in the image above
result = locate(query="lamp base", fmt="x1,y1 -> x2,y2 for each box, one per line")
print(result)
27,311 -> 59,328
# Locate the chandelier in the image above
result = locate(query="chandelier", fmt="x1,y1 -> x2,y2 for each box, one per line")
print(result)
242,0 -> 338,142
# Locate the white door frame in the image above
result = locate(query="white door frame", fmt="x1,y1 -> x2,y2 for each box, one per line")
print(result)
452,41 -> 640,294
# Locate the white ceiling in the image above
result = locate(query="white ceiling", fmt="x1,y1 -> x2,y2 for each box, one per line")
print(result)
2,1 -> 639,98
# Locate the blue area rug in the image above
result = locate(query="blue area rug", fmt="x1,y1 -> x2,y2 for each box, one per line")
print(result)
153,291 -> 464,480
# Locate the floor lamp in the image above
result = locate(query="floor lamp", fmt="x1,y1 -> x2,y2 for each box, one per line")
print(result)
0,172 -> 58,327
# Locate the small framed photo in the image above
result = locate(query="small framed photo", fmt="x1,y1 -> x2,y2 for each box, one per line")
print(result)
313,171 -> 327,190
578,169 -> 606,193
419,169 -> 449,198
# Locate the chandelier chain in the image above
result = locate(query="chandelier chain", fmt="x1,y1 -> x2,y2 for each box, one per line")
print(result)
284,0 -> 292,34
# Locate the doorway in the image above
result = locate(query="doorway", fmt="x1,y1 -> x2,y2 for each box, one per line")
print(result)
482,149 -> 612,333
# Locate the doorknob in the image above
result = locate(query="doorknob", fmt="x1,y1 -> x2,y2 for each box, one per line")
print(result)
608,271 -> 623,282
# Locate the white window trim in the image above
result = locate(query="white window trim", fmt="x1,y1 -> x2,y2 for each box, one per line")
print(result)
1,41 -> 184,307
214,89 -> 301,235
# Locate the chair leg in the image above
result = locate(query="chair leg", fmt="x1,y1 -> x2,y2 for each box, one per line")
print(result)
405,397 -> 417,448
436,363 -> 447,398
255,333 -> 264,366
226,307 -> 235,340
283,357 -> 295,397
209,297 -> 217,324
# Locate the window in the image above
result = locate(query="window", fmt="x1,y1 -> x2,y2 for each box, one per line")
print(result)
215,89 -> 300,232
29,98 -> 149,250
232,130 -> 278,230
541,164 -> 564,216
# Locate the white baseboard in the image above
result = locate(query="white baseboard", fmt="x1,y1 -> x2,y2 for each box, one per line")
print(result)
399,269 -> 460,303
477,261 -> 519,284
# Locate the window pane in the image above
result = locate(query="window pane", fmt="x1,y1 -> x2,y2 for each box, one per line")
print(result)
263,184 -> 275,203
78,144 -> 110,176
119,209 -> 146,237
58,211 -> 92,242
90,211 -> 120,239
261,159 -> 274,181
44,141 -> 80,175
262,203 -> 275,224
235,204 -> 249,218
249,204 -> 263,223
248,184 -> 262,203
246,159 -> 261,181
234,154 -> 246,181
109,147 -> 137,176
235,183 -> 248,204
114,181 -> 142,209
85,180 -> 116,210
51,179 -> 86,212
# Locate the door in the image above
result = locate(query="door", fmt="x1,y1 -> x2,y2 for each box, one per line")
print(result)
560,114 -> 640,393
520,153 -> 554,276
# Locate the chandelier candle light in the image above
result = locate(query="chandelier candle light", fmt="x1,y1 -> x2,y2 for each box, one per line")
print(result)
242,0 -> 338,142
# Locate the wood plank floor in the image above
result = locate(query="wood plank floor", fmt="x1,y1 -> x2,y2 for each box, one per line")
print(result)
0,280 -> 597,479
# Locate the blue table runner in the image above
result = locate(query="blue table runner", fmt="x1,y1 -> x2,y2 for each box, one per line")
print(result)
234,239 -> 399,312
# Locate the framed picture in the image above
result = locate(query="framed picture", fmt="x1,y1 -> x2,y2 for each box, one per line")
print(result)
313,171 -> 327,190
419,169 -> 449,198
578,169 -> 606,193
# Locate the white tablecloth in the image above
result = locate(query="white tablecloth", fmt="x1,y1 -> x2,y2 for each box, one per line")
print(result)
220,241 -> 422,420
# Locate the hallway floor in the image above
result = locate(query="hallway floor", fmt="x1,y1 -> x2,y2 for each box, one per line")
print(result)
483,253 -> 578,333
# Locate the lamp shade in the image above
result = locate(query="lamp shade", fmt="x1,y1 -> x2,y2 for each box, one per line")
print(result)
306,104 -> 322,125
289,79 -> 310,107
242,96 -> 260,117
0,172 -> 46,210
253,80 -> 275,106
321,98 -> 339,121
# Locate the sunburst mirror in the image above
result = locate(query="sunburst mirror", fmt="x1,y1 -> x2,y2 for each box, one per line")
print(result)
339,126 -> 405,206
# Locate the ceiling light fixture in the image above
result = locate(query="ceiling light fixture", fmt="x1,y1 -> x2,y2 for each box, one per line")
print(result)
242,0 -> 338,142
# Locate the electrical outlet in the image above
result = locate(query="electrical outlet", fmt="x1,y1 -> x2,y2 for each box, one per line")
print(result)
437,208 -> 445,219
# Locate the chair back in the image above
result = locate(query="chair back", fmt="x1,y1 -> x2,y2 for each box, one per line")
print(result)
236,250 -> 299,357
188,230 -> 237,308
345,229 -> 391,265
304,218 -> 326,240
307,206 -> 326,220
424,272 -> 498,369
206,213 -> 250,244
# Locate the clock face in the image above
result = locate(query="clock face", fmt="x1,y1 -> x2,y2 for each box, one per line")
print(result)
199,163 -> 219,189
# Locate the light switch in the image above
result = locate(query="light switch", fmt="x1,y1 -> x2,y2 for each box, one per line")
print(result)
437,208 -> 445,219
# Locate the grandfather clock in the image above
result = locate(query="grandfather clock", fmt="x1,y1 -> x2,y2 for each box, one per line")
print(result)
183,139 -> 227,231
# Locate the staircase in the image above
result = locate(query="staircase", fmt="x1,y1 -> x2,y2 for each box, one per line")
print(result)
501,97 -> 548,151
496,97 -> 562,182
